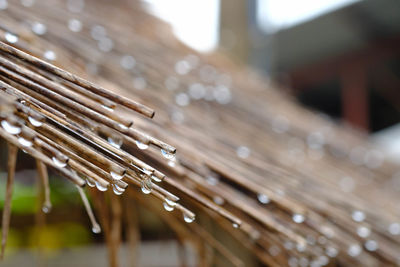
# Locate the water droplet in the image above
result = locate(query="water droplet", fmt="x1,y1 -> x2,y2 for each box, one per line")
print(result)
52,156 -> 67,168
95,181 -> 108,191
165,198 -> 176,207
257,193 -> 270,204
90,25 -> 106,40
135,140 -> 149,150
213,196 -> 224,205
168,160 -> 176,167
232,223 -> 239,228
347,244 -> 362,257
110,171 -> 124,181
292,214 -> 305,223
188,83 -> 205,100
325,246 -> 338,258
317,255 -> 329,266
206,175 -> 219,185
92,224 -> 101,234
86,178 -> 95,187
161,149 -> 176,160
141,168 -> 152,176
183,213 -> 195,223
98,37 -> 113,52
151,175 -> 162,183
114,183 -> 125,192
18,137 -> 32,147
364,240 -> 378,251
236,146 -> 250,159
175,92 -> 190,106
42,203 -> 52,213
28,116 -> 43,127
389,222 -> 400,235
32,22 -> 47,35
1,120 -> 21,135
357,226 -> 371,238
163,201 -> 174,212
296,242 -> 307,252
307,131 -> 325,150
112,183 -> 124,195
107,136 -> 122,148
140,178 -> 152,194
44,50 -> 56,61
175,60 -> 191,75
68,18 -> 82,32
213,85 -> 232,104
120,55 -> 136,69
352,210 -> 365,222
5,32 -> 18,43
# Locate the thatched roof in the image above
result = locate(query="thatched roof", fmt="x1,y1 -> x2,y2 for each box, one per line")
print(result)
0,0 -> 399,266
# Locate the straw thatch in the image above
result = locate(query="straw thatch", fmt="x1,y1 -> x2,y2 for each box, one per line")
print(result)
0,0 -> 399,266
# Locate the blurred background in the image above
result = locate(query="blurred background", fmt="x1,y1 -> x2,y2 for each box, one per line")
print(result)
145,0 -> 400,162
1,0 -> 400,266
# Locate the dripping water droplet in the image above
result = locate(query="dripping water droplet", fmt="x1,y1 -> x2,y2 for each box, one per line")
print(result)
42,203 -> 52,213
352,210 -> 365,222
257,193 -> 270,204
5,32 -> 18,43
136,140 -> 149,150
95,181 -> 108,191
347,244 -> 362,257
1,120 -> 21,135
112,184 -> 124,195
86,178 -> 95,187
357,226 -> 371,238
151,175 -> 162,183
163,201 -> 174,212
107,136 -> 122,148
52,156 -> 67,168
18,137 -> 32,147
28,116 -> 43,127
364,240 -> 378,251
183,213 -> 195,223
141,168 -> 152,176
168,160 -> 176,167
292,214 -> 305,224
110,171 -> 124,181
140,178 -> 152,194
165,198 -> 176,207
161,149 -> 176,160
92,224 -> 101,234
232,223 -> 239,228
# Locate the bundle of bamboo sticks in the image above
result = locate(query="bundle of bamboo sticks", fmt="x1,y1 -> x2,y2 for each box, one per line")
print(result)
0,0 -> 399,266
